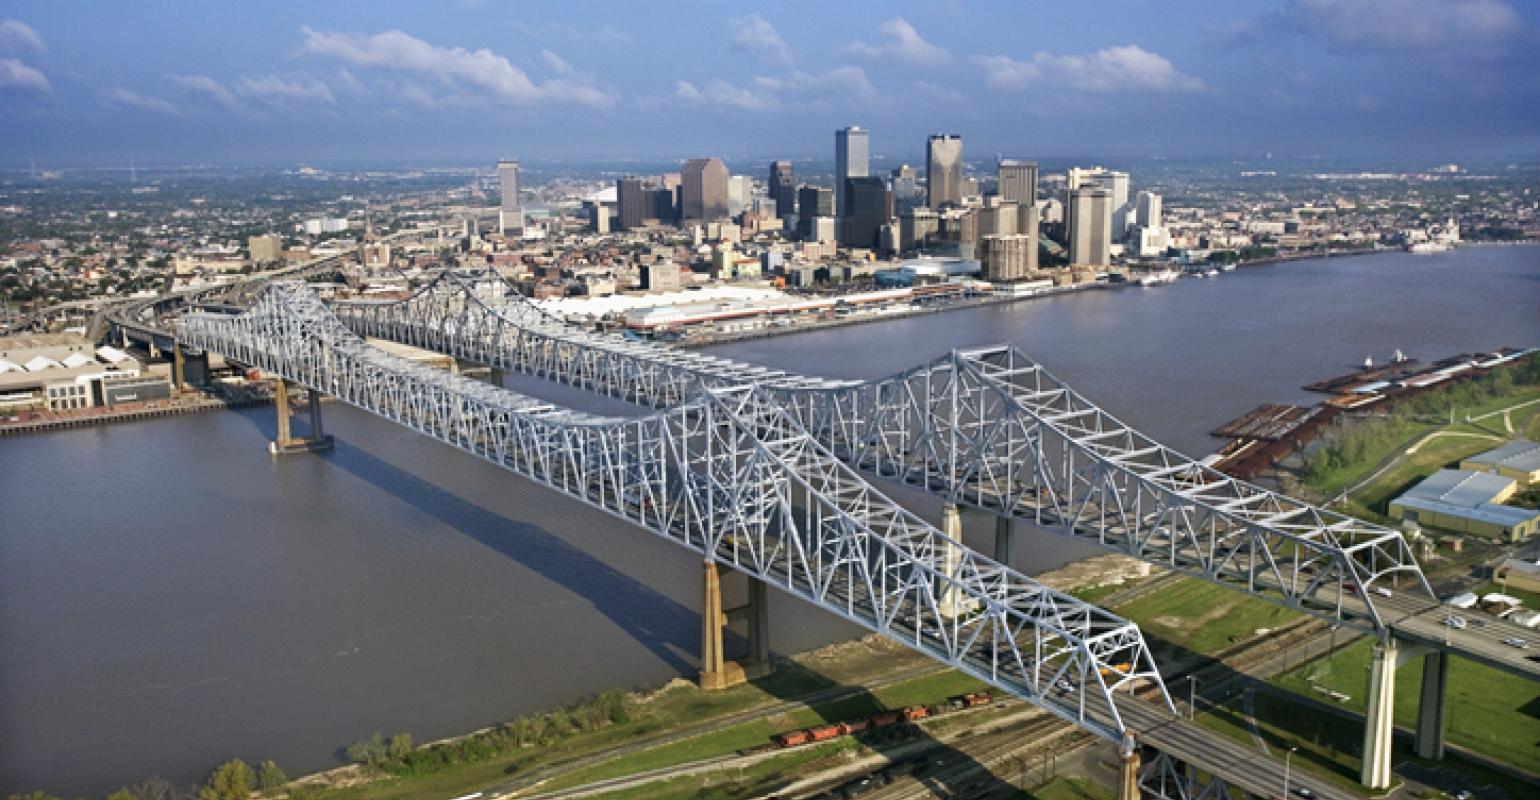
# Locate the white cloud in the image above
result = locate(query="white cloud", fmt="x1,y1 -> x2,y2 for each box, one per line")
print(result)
674,65 -> 878,113
234,73 -> 336,105
298,26 -> 614,108
539,49 -> 573,76
0,19 -> 45,52
0,57 -> 49,93
974,45 -> 1204,93
844,18 -> 949,65
1278,0 -> 1522,50
728,14 -> 791,63
106,87 -> 179,115
169,73 -> 240,109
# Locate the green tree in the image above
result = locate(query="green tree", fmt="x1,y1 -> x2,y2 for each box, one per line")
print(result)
387,732 -> 413,762
198,759 -> 255,800
107,790 -> 136,800
256,761 -> 287,794
346,733 -> 387,769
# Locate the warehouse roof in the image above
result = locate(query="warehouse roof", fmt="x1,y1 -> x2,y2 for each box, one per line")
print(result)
1465,440 -> 1540,474
1394,469 -> 1540,528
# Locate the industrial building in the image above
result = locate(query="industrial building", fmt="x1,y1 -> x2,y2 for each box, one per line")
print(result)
1388,468 -> 1540,542
0,333 -> 165,412
1460,440 -> 1540,487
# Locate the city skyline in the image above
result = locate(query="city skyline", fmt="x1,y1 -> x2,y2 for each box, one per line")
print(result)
2,0 -> 1538,167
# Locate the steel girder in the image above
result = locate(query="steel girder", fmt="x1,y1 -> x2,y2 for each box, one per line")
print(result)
179,280 -> 1172,744
334,271 -> 1431,632
1138,751 -> 1238,800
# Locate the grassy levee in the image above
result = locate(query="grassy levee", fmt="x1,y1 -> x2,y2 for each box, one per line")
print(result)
1334,434 -> 1508,523
1273,638 -> 1540,776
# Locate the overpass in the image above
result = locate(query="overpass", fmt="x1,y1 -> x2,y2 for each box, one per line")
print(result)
330,269 -> 1540,789
180,280 -> 1362,800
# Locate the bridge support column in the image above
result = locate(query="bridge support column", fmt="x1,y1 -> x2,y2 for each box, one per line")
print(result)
1117,736 -> 1140,800
994,516 -> 1014,565
700,560 -> 728,691
172,343 -> 187,392
269,381 -> 335,455
1415,649 -> 1448,760
939,504 -> 977,618
1360,638 -> 1397,790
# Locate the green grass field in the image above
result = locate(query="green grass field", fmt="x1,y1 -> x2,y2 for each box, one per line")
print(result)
1112,578 -> 1303,655
1274,639 -> 1540,775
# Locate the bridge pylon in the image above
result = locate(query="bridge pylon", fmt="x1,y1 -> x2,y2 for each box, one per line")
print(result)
1361,634 -> 1447,788
1117,733 -> 1141,800
700,560 -> 772,691
268,379 -> 334,455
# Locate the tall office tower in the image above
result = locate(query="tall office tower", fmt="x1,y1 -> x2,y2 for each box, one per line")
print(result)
900,206 -> 939,252
1067,186 -> 1113,267
797,185 -> 833,239
841,176 -> 890,249
979,234 -> 1035,282
834,126 -> 869,219
498,159 -> 523,234
890,164 -> 920,208
1068,166 -> 1131,235
646,187 -> 676,223
926,134 -> 964,209
616,176 -> 645,231
997,159 -> 1038,206
768,160 -> 795,220
1136,190 -> 1162,228
727,175 -> 752,217
681,157 -> 730,222
1021,202 -> 1040,273
978,197 -> 1020,238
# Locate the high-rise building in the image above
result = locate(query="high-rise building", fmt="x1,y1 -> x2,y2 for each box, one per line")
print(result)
1136,191 -> 1162,228
1068,166 -> 1130,236
890,164 -> 920,209
978,197 -> 1020,238
797,186 -> 833,239
980,234 -> 1035,282
834,126 -> 869,219
1067,186 -> 1113,267
248,234 -> 283,263
727,175 -> 752,217
646,187 -> 676,224
617,176 -> 645,231
768,161 -> 795,220
997,159 -> 1038,207
498,159 -> 522,234
681,157 -> 730,222
900,207 -> 938,252
841,176 -> 890,249
926,134 -> 964,209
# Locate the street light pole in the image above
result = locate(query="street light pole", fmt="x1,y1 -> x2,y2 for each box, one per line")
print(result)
1283,746 -> 1297,799
1188,675 -> 1198,721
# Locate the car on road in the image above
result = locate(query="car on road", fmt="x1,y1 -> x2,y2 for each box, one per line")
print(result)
1501,637 -> 1529,649
1293,787 -> 1316,799
1373,586 -> 1393,598
1443,615 -> 1466,629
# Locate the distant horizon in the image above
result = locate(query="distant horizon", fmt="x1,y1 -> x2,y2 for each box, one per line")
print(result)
3,1 -> 1537,167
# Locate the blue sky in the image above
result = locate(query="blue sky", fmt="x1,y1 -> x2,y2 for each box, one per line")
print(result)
1,0 -> 1536,167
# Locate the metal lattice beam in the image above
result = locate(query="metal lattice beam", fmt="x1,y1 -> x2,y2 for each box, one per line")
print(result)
332,270 -> 1432,632
179,280 -> 1172,745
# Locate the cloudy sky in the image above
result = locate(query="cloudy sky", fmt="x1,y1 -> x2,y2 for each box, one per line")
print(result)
2,0 -> 1536,167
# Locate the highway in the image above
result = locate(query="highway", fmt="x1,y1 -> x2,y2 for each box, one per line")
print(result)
1381,593 -> 1540,676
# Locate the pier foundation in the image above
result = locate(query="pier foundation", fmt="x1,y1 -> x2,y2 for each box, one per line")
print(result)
1415,650 -> 1448,760
994,515 -> 1014,565
939,504 -> 978,618
269,380 -> 334,455
1117,736 -> 1140,800
700,560 -> 772,690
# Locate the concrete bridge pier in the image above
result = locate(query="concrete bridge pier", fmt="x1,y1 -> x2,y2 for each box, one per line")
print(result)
700,560 -> 772,691
938,504 -> 978,618
1117,735 -> 1140,800
994,515 -> 1014,565
268,380 -> 335,455
173,343 -> 187,392
1361,636 -> 1445,788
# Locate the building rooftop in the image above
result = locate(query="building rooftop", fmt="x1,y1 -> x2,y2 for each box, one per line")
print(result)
1394,468 -> 1540,528
1465,439 -> 1540,474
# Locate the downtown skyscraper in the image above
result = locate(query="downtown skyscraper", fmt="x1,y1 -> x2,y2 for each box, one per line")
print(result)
834,126 -> 868,219
926,134 -> 963,209
768,160 -> 795,220
997,159 -> 1038,207
498,159 -> 522,234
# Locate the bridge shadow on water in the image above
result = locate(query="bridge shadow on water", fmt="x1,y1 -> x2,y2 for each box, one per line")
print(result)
238,407 -> 1023,797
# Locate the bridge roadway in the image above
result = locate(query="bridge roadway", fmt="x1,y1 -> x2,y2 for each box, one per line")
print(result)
1380,593 -> 1540,674
177,281 -> 1369,800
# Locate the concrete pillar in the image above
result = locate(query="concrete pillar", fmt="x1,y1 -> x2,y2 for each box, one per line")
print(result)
307,388 -> 326,441
172,343 -> 187,392
994,515 -> 1014,565
273,380 -> 293,450
1117,736 -> 1141,800
700,560 -> 727,691
939,504 -> 974,618
746,575 -> 770,670
1360,638 -> 1397,789
1415,650 -> 1448,760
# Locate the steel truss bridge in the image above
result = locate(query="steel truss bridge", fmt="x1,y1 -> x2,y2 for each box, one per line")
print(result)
334,270 -> 1433,634
179,281 -> 1172,744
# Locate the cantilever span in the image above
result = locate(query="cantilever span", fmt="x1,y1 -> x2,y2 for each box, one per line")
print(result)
334,270 -> 1433,631
178,280 -> 1173,745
